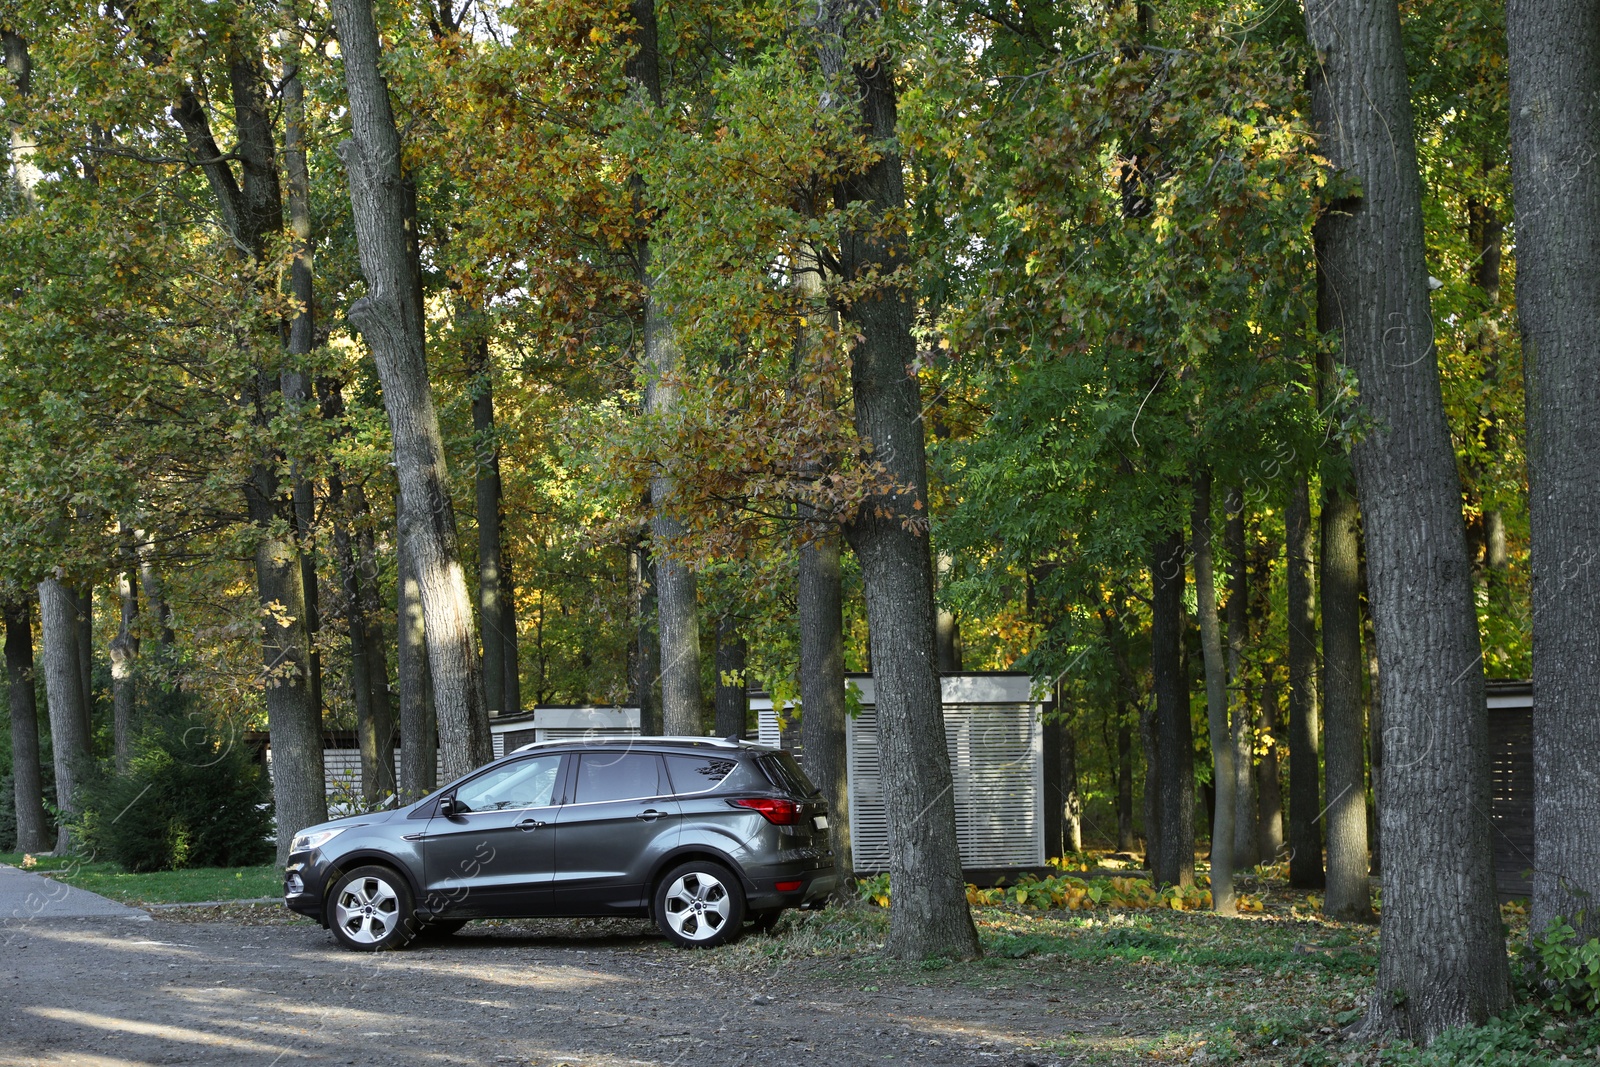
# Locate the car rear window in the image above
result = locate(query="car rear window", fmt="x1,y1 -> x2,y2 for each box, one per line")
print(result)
664,754 -> 766,796
759,752 -> 820,797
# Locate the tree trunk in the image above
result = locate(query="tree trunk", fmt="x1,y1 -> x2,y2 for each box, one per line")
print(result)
934,552 -> 963,672
38,578 -> 88,853
469,334 -> 521,717
712,614 -> 746,739
621,0 -> 704,738
1304,0 -> 1509,1037
333,481 -> 396,803
1116,717 -> 1135,854
1224,490 -> 1257,871
1287,475 -> 1324,887
822,0 -> 978,960
397,502 -> 438,801
630,536 -> 661,736
1257,672 -> 1285,862
135,534 -> 174,652
799,525 -> 853,898
1149,529 -> 1194,887
1059,696 -> 1082,854
1192,471 -> 1237,912
5,600 -> 50,853
110,540 -> 139,773
69,585 -> 92,744
1320,479 -> 1371,920
283,57 -> 322,723
1506,0 -> 1600,948
330,0 -> 492,780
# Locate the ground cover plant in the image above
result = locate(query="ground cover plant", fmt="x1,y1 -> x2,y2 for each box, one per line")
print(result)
1,852 -> 279,904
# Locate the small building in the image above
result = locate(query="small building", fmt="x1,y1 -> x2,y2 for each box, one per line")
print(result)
758,672 -> 1046,877
1487,680 -> 1533,901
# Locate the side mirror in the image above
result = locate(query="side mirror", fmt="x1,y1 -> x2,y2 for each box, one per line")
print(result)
438,795 -> 458,817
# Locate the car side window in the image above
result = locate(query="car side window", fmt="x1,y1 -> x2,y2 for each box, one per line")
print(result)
453,755 -> 562,813
573,752 -> 666,804
664,754 -> 741,796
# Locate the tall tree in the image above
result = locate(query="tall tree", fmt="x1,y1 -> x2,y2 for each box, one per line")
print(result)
1303,0 -> 1509,1038
1225,489 -> 1257,870
1506,0 -> 1600,946
1149,529 -> 1194,887
37,577 -> 86,853
4,599 -> 50,853
821,0 -> 979,959
329,0 -> 492,778
110,532 -> 139,772
1286,476 -> 1323,887
627,0 -> 704,737
468,334 -> 521,717
1193,470 -> 1238,912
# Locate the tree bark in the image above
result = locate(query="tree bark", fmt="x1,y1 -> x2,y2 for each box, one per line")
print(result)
1149,529 -> 1194,887
1287,475 -> 1324,887
110,538 -> 139,773
329,0 -> 492,779
1192,471 -> 1237,912
621,0 -> 704,737
1058,694 -> 1082,854
282,55 -> 323,722
1304,0 -> 1509,1038
799,527 -> 853,895
821,0 -> 978,960
1320,478 -> 1371,919
69,585 -> 92,743
1506,0 -> 1600,948
1257,671 -> 1285,862
5,600 -> 50,853
397,501 -> 438,800
934,552 -> 963,672
38,579 -> 88,853
468,335 -> 521,718
1223,490 -> 1257,871
712,614 -> 746,739
629,536 -> 661,735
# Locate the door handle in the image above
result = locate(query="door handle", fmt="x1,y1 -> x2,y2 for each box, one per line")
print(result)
516,818 -> 545,831
636,809 -> 667,822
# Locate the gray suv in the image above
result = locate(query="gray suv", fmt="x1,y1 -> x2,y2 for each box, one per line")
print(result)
284,737 -> 837,950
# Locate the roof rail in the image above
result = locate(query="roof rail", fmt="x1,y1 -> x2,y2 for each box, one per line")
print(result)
509,734 -> 751,755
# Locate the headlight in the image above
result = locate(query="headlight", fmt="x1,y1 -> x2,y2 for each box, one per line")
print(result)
289,827 -> 347,854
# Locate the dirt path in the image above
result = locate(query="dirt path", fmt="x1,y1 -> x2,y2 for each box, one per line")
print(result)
0,914 -> 1147,1066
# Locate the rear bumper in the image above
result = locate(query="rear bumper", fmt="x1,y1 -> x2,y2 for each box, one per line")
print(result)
744,862 -> 838,911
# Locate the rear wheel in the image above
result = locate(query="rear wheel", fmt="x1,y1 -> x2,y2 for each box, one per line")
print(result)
328,866 -> 415,952
654,860 -> 745,948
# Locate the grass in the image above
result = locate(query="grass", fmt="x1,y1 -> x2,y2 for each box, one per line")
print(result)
0,852 -> 279,904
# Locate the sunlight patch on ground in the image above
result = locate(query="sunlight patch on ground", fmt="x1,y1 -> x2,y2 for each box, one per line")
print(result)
23,1007 -> 289,1056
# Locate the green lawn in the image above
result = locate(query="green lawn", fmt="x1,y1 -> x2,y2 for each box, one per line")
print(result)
0,852 -> 279,904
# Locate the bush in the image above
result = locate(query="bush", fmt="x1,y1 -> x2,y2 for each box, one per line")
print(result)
1525,916 -> 1600,1014
77,723 -> 273,871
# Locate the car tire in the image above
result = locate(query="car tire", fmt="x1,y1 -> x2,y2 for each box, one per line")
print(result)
654,860 -> 746,948
328,865 -> 416,952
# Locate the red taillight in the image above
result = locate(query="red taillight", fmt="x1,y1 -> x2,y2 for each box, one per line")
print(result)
731,797 -> 801,825
774,880 -> 803,892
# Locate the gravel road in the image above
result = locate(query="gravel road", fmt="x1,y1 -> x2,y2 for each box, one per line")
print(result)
0,912 -> 1140,1067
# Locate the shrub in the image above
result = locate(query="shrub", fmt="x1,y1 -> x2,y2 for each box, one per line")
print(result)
77,723 -> 273,871
1525,916 -> 1600,1014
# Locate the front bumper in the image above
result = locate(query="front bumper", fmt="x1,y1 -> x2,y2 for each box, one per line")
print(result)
283,853 -> 329,924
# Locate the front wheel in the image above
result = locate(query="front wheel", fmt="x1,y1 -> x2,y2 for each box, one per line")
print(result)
654,861 -> 745,948
328,866 -> 416,952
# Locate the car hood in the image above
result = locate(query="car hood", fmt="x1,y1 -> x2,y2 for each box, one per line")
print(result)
293,806 -> 405,839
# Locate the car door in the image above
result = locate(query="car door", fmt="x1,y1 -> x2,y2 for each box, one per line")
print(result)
549,750 -> 680,914
421,753 -> 565,918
